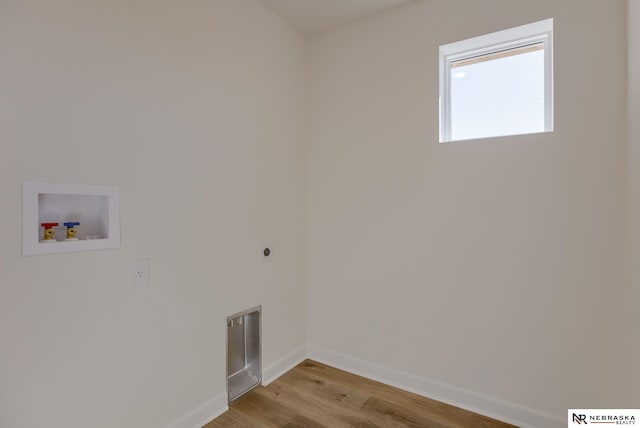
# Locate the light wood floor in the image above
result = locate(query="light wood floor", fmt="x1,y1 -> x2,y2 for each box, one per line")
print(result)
204,360 -> 517,428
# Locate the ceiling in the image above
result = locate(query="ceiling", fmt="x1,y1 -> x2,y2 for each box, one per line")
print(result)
261,0 -> 416,36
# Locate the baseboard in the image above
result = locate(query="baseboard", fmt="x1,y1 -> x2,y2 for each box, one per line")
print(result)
164,345 -> 307,428
163,392 -> 228,428
262,344 -> 308,385
163,344 -> 560,428
307,344 -> 565,428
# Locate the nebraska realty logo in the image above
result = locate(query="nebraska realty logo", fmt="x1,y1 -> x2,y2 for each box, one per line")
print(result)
569,409 -> 639,426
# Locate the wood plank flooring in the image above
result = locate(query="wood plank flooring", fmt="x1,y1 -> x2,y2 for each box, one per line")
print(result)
204,360 -> 517,428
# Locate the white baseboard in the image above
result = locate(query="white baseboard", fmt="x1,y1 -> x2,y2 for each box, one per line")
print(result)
163,392 -> 228,428
307,344 -> 565,428
165,344 -> 562,428
262,344 -> 308,385
164,345 -> 307,428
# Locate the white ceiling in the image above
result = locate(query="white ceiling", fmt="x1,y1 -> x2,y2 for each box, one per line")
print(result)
261,0 -> 416,36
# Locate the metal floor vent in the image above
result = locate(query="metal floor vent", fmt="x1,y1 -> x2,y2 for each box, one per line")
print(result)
226,306 -> 261,402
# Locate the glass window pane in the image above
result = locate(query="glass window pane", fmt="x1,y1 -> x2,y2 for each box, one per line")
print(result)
450,48 -> 545,141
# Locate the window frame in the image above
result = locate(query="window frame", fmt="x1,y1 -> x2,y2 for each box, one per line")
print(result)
439,18 -> 554,143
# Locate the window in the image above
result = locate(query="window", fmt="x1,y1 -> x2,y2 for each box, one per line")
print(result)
439,19 -> 553,143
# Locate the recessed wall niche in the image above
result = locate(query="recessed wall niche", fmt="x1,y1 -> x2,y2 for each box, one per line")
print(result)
22,181 -> 120,256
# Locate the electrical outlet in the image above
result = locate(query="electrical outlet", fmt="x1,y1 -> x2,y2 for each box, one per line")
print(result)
130,258 -> 150,287
261,242 -> 273,264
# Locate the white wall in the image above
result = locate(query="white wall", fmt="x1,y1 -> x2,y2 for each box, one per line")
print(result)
0,1 -> 307,427
2,1 -> 635,426
628,0 -> 640,404
307,0 -> 629,425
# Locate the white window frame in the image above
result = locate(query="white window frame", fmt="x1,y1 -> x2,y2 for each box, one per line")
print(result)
439,18 -> 554,143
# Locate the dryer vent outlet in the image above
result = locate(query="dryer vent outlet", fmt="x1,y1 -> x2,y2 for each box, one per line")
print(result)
226,306 -> 261,402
